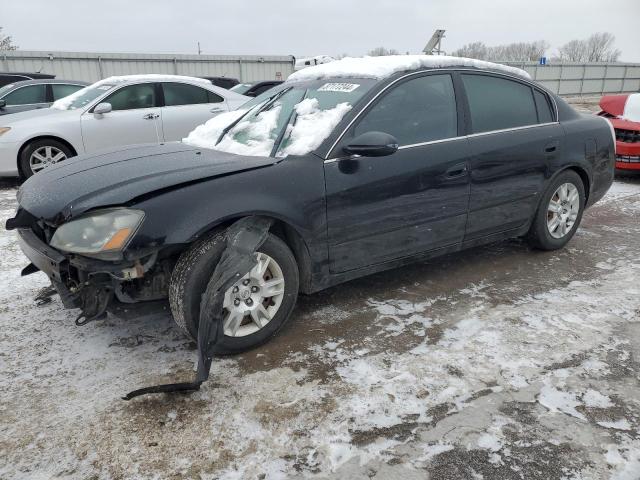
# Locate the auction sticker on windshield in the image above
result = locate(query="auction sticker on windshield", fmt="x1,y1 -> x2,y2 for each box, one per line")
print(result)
318,83 -> 360,93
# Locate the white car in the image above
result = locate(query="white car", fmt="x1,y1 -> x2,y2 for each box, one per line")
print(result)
0,74 -> 249,177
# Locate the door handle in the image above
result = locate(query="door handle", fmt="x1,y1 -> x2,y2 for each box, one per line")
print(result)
444,163 -> 468,178
143,113 -> 159,120
210,107 -> 224,113
544,141 -> 559,153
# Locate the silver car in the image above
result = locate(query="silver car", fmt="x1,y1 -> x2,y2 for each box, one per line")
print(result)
0,74 -> 249,178
0,79 -> 88,116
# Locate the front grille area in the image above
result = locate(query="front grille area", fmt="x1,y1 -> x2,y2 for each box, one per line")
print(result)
615,128 -> 640,143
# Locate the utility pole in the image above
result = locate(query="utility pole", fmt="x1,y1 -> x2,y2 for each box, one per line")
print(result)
197,42 -> 202,55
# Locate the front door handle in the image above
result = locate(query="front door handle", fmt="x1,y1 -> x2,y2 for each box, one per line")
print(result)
143,113 -> 159,120
444,162 -> 468,178
210,107 -> 224,113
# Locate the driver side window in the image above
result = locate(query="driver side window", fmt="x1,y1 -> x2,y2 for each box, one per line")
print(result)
354,74 -> 457,146
104,83 -> 157,111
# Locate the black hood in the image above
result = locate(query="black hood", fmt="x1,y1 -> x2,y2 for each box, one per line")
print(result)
17,142 -> 277,224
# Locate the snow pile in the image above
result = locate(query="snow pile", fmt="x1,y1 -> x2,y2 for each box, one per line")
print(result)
622,92 -> 640,123
182,108 -> 248,148
213,105 -> 282,156
287,55 -> 531,83
281,98 -> 352,156
52,74 -> 211,110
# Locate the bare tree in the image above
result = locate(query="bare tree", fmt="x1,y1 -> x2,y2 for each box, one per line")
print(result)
452,40 -> 548,62
558,33 -> 620,62
367,47 -> 400,57
0,27 -> 17,51
451,42 -> 489,60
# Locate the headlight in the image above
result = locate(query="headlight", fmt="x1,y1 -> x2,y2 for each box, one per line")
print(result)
50,208 -> 144,255
0,127 -> 11,137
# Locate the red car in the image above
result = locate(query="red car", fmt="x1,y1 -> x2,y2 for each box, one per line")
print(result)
598,93 -> 640,173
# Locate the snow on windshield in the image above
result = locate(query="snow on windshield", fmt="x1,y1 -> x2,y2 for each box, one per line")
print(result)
183,98 -> 354,157
287,55 -> 531,82
51,74 -> 211,110
215,105 -> 283,156
182,109 -> 248,148
622,93 -> 640,123
280,98 -> 352,156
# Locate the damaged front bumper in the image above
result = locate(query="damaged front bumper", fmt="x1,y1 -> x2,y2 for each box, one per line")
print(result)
15,227 -> 166,322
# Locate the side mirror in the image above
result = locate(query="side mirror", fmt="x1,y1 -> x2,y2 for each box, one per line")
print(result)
343,131 -> 399,157
93,102 -> 112,115
0,99 -> 5,109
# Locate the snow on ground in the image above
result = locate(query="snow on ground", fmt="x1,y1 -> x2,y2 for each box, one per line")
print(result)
1,175 -> 640,479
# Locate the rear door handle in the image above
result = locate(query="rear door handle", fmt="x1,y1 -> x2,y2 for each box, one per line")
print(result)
544,141 -> 559,153
444,162 -> 468,178
143,113 -> 159,120
210,107 -> 224,113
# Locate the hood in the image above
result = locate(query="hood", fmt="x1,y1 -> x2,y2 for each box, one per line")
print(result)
599,94 -> 628,117
0,107 -> 73,126
600,93 -> 640,124
17,142 -> 277,224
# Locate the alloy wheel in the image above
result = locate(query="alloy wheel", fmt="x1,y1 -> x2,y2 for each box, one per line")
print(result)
29,146 -> 67,173
547,182 -> 580,239
221,252 -> 285,337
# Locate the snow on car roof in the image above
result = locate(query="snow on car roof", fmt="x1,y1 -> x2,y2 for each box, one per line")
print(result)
286,55 -> 531,83
91,74 -> 212,86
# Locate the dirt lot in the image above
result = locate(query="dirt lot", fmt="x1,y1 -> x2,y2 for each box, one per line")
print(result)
1,98 -> 640,479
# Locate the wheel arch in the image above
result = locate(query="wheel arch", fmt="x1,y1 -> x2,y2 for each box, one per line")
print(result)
17,135 -> 79,178
196,214 -> 314,295
563,165 -> 591,203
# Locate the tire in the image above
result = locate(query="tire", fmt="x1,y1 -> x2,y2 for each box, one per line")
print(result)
168,229 -> 299,354
19,138 -> 74,179
527,170 -> 585,251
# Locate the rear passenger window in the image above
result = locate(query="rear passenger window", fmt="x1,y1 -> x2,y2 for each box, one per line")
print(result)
163,82 -> 221,106
52,84 -> 84,100
534,90 -> 553,123
354,74 -> 458,146
462,74 -> 538,133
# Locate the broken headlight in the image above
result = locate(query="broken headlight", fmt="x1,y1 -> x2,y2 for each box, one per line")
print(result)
50,208 -> 144,256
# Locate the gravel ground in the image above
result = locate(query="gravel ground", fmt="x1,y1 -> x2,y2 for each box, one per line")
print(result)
2,98 -> 640,480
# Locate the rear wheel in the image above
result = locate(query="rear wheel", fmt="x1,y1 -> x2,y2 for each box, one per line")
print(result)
169,230 -> 299,354
20,138 -> 74,178
527,170 -> 585,250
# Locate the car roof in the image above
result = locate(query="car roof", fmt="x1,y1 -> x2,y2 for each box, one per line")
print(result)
286,55 -> 531,83
2,79 -> 88,88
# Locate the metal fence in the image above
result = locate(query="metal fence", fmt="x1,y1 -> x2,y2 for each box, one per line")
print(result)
503,61 -> 640,96
0,50 -> 296,84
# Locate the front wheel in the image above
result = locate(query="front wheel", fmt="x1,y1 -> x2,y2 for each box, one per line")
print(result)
169,230 -> 299,354
527,170 -> 585,250
20,139 -> 74,178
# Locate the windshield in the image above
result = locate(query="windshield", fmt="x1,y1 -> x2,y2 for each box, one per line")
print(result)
51,83 -> 115,110
230,83 -> 252,95
184,78 -> 376,157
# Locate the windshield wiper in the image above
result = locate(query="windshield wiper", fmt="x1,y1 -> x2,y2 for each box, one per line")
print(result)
215,87 -> 294,146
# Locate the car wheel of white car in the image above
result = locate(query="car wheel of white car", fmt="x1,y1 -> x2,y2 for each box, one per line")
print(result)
20,139 -> 74,178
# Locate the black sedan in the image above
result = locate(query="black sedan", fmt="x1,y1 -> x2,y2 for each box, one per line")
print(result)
7,57 -> 615,356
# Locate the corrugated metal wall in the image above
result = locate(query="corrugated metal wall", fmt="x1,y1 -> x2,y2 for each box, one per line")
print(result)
503,61 -> 640,95
0,50 -> 295,83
